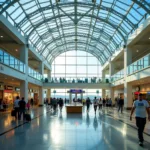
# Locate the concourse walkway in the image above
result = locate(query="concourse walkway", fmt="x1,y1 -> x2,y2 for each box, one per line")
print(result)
0,106 -> 150,150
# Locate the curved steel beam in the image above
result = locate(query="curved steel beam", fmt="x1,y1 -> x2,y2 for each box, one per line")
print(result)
17,3 -> 135,29
0,0 -> 149,16
45,41 -> 108,61
34,24 -> 118,48
40,33 -> 113,56
26,13 -> 126,42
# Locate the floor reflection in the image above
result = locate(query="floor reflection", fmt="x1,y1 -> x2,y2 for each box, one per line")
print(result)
0,106 -> 150,150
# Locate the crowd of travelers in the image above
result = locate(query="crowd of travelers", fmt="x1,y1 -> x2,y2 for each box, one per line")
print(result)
45,77 -> 109,84
44,96 -> 115,114
13,96 -> 33,121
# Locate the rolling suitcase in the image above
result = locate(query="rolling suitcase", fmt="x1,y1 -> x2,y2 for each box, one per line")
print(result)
25,114 -> 31,121
11,110 -> 16,117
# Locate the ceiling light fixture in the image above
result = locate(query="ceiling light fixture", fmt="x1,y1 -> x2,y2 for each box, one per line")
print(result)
136,50 -> 139,52
15,49 -> 18,51
0,36 -> 3,38
149,37 -> 150,39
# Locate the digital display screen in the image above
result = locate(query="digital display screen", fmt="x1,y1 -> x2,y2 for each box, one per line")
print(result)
70,89 -> 83,93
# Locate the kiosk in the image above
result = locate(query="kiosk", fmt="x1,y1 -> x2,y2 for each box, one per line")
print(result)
66,89 -> 84,113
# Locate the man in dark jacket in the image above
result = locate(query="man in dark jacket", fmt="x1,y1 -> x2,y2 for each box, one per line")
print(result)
19,97 -> 26,120
118,96 -> 124,113
86,97 -> 91,112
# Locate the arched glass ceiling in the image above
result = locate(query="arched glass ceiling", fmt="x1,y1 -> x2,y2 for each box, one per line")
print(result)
0,0 -> 149,65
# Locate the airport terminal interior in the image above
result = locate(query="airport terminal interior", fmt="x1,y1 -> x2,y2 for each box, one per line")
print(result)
0,0 -> 150,149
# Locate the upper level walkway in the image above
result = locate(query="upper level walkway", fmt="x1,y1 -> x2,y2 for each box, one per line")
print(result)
43,77 -> 111,89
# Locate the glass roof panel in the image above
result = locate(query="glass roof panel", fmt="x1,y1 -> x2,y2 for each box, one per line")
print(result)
0,0 -> 149,65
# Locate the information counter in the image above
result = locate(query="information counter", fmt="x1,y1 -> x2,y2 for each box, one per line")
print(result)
66,104 -> 83,113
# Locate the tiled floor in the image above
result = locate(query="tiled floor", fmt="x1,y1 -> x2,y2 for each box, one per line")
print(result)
0,105 -> 150,150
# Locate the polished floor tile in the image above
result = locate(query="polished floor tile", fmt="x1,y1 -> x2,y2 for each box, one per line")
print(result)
0,106 -> 150,150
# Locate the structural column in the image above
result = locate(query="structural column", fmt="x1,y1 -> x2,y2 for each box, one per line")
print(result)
102,89 -> 106,98
124,47 -> 132,109
109,61 -> 115,76
47,89 -> 51,98
124,47 -> 132,78
81,93 -> 83,100
20,80 -> 28,102
39,61 -> 44,75
110,88 -> 114,104
69,93 -> 72,104
124,82 -> 132,109
20,45 -> 28,102
39,86 -> 44,106
102,70 -> 105,82
47,70 -> 51,82
47,89 -> 51,103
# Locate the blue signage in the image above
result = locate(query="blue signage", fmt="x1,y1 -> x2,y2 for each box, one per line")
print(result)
70,89 -> 83,93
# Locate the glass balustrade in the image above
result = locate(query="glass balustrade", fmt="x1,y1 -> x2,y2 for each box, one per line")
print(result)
0,49 -> 25,73
128,53 -> 150,75
111,69 -> 124,82
28,67 -> 43,81
43,77 -> 110,84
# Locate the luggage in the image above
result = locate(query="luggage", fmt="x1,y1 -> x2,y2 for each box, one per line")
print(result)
11,110 -> 16,117
25,114 -> 31,121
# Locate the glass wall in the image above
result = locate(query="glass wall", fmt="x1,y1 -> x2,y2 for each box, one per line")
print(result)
0,49 -> 25,73
52,51 -> 102,79
128,53 -> 150,75
111,69 -> 124,82
51,89 -> 101,100
28,67 -> 43,81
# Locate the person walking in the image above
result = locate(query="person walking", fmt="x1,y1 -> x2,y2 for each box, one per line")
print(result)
26,101 -> 30,110
102,98 -> 106,107
130,94 -> 150,146
98,98 -> 103,110
19,97 -> 26,121
86,97 -> 91,112
93,97 -> 98,114
58,98 -> 63,112
30,98 -> 34,108
118,96 -> 124,113
14,96 -> 20,119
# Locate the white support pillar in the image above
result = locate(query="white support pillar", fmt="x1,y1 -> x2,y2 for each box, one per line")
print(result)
110,88 -> 114,104
109,61 -> 115,76
124,47 -> 132,109
102,70 -> 105,82
81,93 -> 83,101
124,47 -> 132,78
48,70 -> 51,82
20,45 -> 28,74
39,86 -> 44,106
20,80 -> 28,102
102,89 -> 106,98
124,82 -> 132,109
20,45 -> 28,102
39,62 -> 44,75
69,93 -> 72,104
47,89 -> 51,98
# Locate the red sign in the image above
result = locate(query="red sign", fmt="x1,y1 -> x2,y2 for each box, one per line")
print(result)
4,90 -> 12,93
134,91 -> 140,95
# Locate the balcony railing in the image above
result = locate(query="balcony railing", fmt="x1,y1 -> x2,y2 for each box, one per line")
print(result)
111,69 -> 124,82
0,49 -> 25,73
28,67 -> 43,81
128,53 -> 150,75
44,77 -> 110,84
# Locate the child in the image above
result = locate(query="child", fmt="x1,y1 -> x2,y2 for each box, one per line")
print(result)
26,101 -> 30,110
